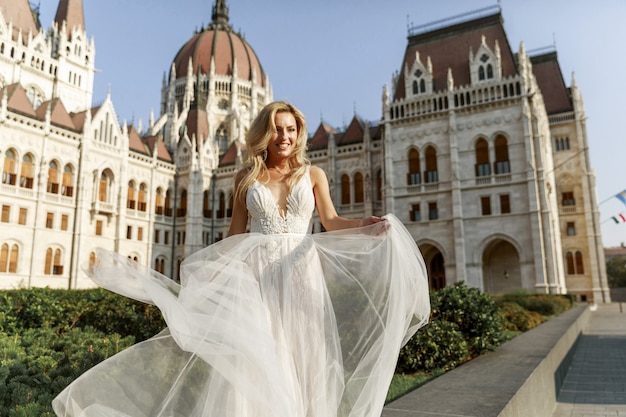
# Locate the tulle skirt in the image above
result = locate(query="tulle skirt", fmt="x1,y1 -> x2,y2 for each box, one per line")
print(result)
52,214 -> 430,417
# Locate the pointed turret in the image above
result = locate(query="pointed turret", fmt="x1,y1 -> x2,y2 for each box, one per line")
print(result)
54,0 -> 85,38
211,0 -> 229,26
1,0 -> 39,41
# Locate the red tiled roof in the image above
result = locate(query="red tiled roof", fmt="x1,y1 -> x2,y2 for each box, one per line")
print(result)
530,52 -> 572,115
308,122 -> 337,151
70,106 -> 98,131
186,108 -> 209,146
219,141 -> 244,167
144,135 -> 173,163
337,116 -> 365,146
5,83 -> 36,117
127,125 -> 150,155
36,98 -> 76,131
54,0 -> 85,37
2,0 -> 40,42
395,12 -> 517,100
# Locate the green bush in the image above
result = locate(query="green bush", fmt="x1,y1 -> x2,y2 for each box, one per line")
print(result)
430,282 -> 503,356
397,319 -> 469,373
0,288 -> 164,417
496,293 -> 572,317
497,301 -> 543,332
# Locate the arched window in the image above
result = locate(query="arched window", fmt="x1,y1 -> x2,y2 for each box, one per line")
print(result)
494,135 -> 510,174
26,86 -> 43,109
20,154 -> 33,188
178,189 -> 187,217
164,189 -> 172,216
2,149 -> 17,185
216,124 -> 228,155
127,181 -> 136,209
354,172 -> 364,204
412,80 -> 418,95
62,164 -> 74,197
99,171 -> 112,202
0,243 -> 17,272
575,251 -> 584,274
138,183 -> 147,211
407,148 -> 421,185
475,138 -> 490,177
424,146 -> 438,183
47,161 -> 59,194
154,256 -> 166,274
155,187 -> 163,215
486,64 -> 493,79
227,193 -> 234,217
53,249 -> 63,275
45,248 -> 53,274
478,66 -> 485,81
420,79 -> 426,93
341,174 -> 350,205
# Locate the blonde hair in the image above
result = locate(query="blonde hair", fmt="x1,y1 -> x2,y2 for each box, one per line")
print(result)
235,101 -> 310,204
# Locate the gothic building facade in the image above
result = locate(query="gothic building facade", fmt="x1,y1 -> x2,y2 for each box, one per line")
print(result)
0,1 -> 610,301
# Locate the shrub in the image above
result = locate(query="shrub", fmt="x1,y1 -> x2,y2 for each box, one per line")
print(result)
430,282 -> 503,355
397,319 -> 469,373
497,301 -> 543,332
496,293 -> 572,317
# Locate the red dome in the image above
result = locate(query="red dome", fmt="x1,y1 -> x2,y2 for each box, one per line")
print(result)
172,23 -> 266,87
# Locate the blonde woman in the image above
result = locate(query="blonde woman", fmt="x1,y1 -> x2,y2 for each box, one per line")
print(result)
54,102 -> 430,417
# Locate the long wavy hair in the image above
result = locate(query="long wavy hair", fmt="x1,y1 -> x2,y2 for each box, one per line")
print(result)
235,101 -> 310,204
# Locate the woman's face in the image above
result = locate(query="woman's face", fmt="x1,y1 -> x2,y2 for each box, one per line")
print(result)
266,111 -> 298,163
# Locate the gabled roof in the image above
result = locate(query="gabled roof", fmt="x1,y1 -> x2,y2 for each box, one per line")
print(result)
337,116 -> 366,146
530,51 -> 572,115
36,98 -> 76,131
144,135 -> 173,163
5,83 -> 37,117
54,0 -> 85,37
395,11 -> 517,101
219,141 -> 243,167
1,0 -> 40,42
127,125 -> 150,155
308,122 -> 337,151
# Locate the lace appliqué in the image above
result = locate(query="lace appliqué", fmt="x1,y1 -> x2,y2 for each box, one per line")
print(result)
247,170 -> 315,235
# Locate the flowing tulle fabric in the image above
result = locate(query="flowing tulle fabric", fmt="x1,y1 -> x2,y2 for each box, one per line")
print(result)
53,214 -> 430,417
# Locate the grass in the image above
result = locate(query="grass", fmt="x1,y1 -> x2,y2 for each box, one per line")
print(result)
385,369 -> 445,404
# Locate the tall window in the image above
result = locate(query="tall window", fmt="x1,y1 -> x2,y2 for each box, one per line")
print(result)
138,183 -> 147,211
155,187 -> 164,215
1,205 -> 9,222
47,161 -> 59,194
561,192 -> 575,206
2,149 -> 17,185
0,243 -> 18,273
494,135 -> 510,174
566,251 -> 585,275
45,248 -> 63,275
62,164 -> 73,197
18,208 -> 27,225
376,169 -> 382,201
410,204 -> 421,221
127,181 -> 136,209
46,212 -> 54,228
61,214 -> 68,231
164,189 -> 172,216
481,196 -> 491,216
99,171 -> 112,202
428,202 -> 438,220
407,148 -> 421,185
500,194 -> 510,214
424,146 -> 438,183
95,220 -> 103,235
475,138 -> 490,177
341,174 -> 350,205
20,154 -> 33,188
218,191 -> 225,218
177,190 -> 188,217
567,222 -> 576,236
354,172 -> 364,203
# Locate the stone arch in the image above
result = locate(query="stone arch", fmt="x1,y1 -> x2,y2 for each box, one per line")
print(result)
479,235 -> 522,294
417,239 -> 448,290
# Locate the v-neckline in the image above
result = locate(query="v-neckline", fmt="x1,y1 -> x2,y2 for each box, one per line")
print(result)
255,180 -> 292,219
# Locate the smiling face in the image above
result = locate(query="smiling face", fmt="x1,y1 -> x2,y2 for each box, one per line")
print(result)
266,111 -> 298,165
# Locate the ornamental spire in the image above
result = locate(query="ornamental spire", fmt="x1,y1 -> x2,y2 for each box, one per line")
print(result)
212,0 -> 229,26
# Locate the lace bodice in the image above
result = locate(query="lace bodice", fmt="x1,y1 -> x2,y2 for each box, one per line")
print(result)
246,169 -> 315,234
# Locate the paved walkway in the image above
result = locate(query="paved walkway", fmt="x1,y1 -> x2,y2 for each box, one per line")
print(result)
552,303 -> 626,417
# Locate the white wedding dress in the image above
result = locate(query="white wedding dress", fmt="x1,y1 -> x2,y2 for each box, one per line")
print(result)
53,169 -> 430,417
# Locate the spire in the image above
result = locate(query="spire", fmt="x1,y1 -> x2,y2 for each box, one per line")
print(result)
3,0 -> 39,40
54,0 -> 85,38
211,0 -> 229,26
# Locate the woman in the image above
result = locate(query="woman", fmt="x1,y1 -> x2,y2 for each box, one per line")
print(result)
53,101 -> 430,417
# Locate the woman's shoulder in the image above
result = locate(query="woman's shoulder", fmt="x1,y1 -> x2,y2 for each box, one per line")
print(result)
309,165 -> 326,180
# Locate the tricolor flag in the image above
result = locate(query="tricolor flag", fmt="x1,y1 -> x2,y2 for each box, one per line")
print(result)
616,190 -> 626,206
612,213 -> 626,223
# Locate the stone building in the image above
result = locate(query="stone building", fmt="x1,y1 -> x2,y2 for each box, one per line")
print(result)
0,1 -> 610,301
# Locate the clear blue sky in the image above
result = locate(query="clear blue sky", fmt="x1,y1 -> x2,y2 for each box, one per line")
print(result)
36,0 -> 626,247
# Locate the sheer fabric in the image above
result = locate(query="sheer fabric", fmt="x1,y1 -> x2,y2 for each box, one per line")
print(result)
53,170 -> 430,417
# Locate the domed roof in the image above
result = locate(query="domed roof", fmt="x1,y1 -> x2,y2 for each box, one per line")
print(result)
171,1 -> 266,87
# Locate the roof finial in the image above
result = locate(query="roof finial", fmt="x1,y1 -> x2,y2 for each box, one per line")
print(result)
212,0 -> 229,25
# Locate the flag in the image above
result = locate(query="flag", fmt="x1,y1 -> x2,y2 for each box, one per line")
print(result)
617,190 -> 626,206
611,213 -> 626,223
